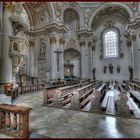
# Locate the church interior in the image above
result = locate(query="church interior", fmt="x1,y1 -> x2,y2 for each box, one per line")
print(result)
1,2 -> 140,138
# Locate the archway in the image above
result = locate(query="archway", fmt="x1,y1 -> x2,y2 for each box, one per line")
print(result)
64,48 -> 81,80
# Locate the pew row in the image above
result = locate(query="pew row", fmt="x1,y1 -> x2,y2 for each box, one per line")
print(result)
70,83 -> 94,109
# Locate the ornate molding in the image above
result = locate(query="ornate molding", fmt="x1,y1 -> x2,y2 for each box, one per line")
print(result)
11,21 -> 23,36
124,29 -> 136,47
79,41 -> 86,47
3,2 -> 15,12
104,20 -> 115,29
31,22 -> 69,37
91,6 -> 130,28
128,18 -> 140,30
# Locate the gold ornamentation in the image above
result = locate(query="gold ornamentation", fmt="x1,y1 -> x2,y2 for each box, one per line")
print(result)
29,41 -> 35,47
59,38 -> 65,45
55,2 -> 64,17
79,41 -> 86,47
104,21 -> 115,29
50,36 -> 57,45
4,2 -> 15,12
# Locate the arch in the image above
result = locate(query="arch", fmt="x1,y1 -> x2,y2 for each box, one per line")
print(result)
89,3 -> 133,29
64,48 -> 81,78
63,8 -> 80,31
103,29 -> 119,58
61,5 -> 84,30
22,2 -> 55,27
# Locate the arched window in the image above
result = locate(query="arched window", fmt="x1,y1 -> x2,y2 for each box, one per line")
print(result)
103,30 -> 118,58
64,9 -> 80,32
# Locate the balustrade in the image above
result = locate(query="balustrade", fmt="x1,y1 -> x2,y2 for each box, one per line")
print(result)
0,104 -> 32,138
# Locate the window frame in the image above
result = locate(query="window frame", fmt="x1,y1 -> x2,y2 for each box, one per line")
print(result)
102,28 -> 120,59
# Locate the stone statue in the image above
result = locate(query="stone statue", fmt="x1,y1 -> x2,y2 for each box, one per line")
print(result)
129,66 -> 133,81
109,64 -> 113,74
117,65 -> 120,73
104,66 -> 107,73
92,68 -> 96,80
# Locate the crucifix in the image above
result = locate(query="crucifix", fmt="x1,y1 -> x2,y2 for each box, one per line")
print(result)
54,49 -> 62,72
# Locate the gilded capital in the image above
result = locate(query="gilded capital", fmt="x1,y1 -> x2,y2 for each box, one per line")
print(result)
88,42 -> 92,48
50,36 -> 57,45
4,2 -> 15,12
79,41 -> 86,47
59,38 -> 65,45
29,41 -> 35,47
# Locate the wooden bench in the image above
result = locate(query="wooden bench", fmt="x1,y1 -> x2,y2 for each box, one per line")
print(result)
71,83 -> 94,109
101,92 -> 109,111
129,90 -> 140,108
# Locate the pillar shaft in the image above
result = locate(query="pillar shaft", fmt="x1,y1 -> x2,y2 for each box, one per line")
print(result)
0,6 -> 13,83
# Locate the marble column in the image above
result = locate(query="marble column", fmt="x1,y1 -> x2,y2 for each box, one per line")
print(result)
59,36 -> 65,80
50,35 -> 57,81
0,2 -> 13,84
88,42 -> 92,79
80,41 -> 86,79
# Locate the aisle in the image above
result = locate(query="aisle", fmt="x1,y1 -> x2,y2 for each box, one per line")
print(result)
10,90 -> 140,138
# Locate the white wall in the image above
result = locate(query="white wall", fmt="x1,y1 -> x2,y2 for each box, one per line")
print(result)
93,16 -> 130,82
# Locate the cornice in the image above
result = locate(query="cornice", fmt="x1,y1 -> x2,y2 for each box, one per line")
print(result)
76,29 -> 93,38
31,22 -> 69,37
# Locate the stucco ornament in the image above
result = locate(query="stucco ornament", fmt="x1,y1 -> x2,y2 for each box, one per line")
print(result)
3,2 -> 15,12
124,29 -> 136,47
55,2 -> 64,17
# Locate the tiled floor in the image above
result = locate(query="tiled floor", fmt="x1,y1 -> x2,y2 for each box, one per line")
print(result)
1,91 -> 140,138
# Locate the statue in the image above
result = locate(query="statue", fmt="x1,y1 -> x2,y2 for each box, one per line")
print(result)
104,66 -> 107,73
117,65 -> 120,73
92,68 -> 96,80
129,66 -> 133,81
109,64 -> 113,74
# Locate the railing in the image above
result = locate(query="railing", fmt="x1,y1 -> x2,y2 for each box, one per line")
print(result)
0,104 -> 32,138
5,87 -> 19,102
4,84 -> 45,103
21,83 -> 45,94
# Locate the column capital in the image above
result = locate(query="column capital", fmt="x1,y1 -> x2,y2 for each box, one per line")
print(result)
3,2 -> 15,12
59,37 -> 65,45
50,36 -> 57,45
79,41 -> 86,47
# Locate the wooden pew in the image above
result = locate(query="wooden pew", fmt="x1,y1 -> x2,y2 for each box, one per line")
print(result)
115,85 -> 132,116
44,80 -> 93,107
90,83 -> 107,112
52,83 -> 82,107
101,92 -> 109,111
129,90 -> 140,108
70,83 -> 94,109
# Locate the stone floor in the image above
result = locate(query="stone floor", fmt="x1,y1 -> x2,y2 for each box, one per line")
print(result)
1,91 -> 140,138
